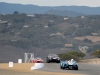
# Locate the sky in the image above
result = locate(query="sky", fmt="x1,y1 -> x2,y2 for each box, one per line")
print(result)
0,0 -> 100,7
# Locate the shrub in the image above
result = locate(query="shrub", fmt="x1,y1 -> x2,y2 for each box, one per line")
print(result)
58,51 -> 86,62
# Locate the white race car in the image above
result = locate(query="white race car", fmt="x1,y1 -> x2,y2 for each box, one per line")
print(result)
46,54 -> 60,63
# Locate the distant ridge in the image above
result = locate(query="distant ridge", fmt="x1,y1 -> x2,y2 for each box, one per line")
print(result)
0,2 -> 100,17
45,9 -> 85,17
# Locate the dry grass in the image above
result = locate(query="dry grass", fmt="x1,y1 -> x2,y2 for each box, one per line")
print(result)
79,58 -> 100,64
74,36 -> 100,42
0,63 -> 34,72
0,63 -> 85,75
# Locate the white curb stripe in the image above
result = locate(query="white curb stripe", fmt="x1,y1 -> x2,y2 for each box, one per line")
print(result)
31,63 -> 44,70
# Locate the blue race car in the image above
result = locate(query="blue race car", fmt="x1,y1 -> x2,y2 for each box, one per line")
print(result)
60,59 -> 78,70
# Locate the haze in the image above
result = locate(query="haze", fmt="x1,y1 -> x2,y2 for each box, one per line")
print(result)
0,0 -> 100,7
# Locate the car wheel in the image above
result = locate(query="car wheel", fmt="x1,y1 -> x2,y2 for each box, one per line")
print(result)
60,66 -> 62,69
62,67 -> 65,69
57,61 -> 60,63
46,59 -> 50,63
75,67 -> 78,70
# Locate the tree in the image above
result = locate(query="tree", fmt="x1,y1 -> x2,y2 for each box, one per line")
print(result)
59,53 -> 79,61
78,52 -> 86,58
90,50 -> 100,58
13,11 -> 19,14
66,51 -> 85,58
83,38 -> 92,43
58,51 -> 86,61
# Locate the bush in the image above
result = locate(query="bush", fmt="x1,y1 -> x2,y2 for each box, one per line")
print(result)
83,38 -> 92,43
59,54 -> 79,62
90,50 -> 100,58
58,51 -> 86,62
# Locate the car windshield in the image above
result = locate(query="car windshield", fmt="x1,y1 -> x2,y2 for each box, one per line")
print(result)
49,54 -> 58,57
71,60 -> 76,63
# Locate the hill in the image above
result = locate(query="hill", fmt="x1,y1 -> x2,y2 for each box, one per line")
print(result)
45,9 -> 84,17
0,2 -> 100,17
0,13 -> 100,62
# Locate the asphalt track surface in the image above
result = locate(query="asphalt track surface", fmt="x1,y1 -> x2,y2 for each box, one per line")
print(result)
37,63 -> 100,75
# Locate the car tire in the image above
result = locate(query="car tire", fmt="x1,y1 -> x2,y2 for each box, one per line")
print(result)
75,67 -> 78,70
46,59 -> 50,63
62,66 -> 65,69
57,60 -> 60,63
60,66 -> 62,69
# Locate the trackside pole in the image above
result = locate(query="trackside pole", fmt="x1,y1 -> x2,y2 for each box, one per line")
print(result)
24,53 -> 34,63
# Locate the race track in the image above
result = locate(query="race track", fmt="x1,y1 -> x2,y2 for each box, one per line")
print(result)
37,63 -> 100,75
